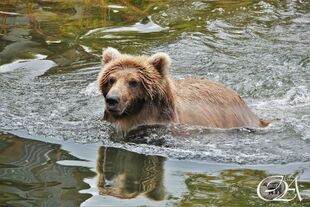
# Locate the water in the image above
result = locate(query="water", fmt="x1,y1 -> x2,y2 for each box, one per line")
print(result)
0,0 -> 310,206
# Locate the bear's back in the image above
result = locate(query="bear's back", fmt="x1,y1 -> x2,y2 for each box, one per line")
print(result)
174,79 -> 261,128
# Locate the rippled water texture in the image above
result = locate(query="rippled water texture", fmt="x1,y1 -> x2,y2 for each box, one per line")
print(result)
1,0 -> 309,164
0,0 -> 310,206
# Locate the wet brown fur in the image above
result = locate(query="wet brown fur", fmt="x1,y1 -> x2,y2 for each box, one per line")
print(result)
98,48 -> 268,131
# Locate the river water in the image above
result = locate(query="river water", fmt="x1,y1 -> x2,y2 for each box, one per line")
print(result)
0,0 -> 310,206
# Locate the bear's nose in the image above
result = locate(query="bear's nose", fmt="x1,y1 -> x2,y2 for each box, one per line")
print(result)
106,95 -> 120,106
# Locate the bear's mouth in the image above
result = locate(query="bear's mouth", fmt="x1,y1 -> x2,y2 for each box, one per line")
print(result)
105,99 -> 145,118
105,102 -> 128,117
106,107 -> 123,116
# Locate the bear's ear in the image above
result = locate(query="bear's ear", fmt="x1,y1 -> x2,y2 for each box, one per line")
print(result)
148,52 -> 171,77
102,47 -> 121,65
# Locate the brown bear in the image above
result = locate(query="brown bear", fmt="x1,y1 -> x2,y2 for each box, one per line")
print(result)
97,47 -> 268,132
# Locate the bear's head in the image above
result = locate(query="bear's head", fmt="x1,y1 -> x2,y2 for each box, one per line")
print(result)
97,47 -> 176,129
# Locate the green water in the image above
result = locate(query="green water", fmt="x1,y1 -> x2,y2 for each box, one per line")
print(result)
1,132 -> 310,206
1,0 -> 310,206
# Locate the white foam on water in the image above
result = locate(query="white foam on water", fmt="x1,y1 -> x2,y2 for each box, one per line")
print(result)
81,17 -> 167,39
0,54 -> 56,77
80,81 -> 100,97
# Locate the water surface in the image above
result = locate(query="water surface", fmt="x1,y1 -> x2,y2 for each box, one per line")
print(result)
1,0 -> 310,206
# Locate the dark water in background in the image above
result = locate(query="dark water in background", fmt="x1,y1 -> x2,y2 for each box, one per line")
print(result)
0,0 -> 310,206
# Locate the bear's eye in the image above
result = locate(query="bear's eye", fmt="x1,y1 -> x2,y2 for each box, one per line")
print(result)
129,80 -> 138,88
109,78 -> 116,85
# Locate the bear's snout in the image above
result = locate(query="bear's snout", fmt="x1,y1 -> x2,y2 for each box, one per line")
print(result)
106,95 -> 120,112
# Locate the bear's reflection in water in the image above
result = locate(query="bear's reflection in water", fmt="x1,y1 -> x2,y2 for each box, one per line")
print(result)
96,146 -> 166,200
